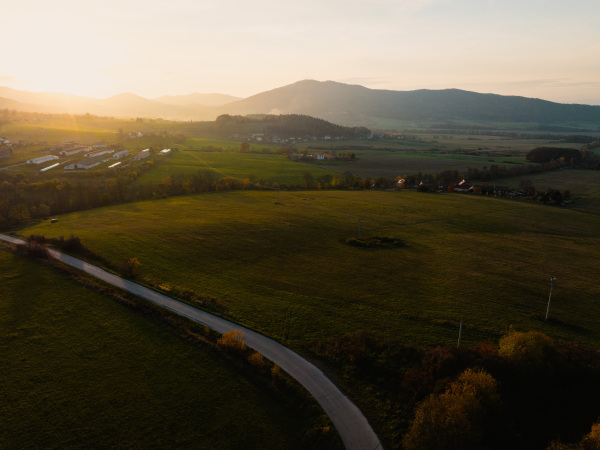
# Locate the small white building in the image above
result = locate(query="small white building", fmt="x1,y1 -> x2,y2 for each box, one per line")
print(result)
113,150 -> 130,159
27,155 -> 59,165
159,149 -> 171,154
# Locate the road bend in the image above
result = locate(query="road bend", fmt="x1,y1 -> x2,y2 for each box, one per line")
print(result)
1,234 -> 383,450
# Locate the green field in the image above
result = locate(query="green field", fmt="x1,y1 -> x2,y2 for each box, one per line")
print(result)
20,190 -> 600,349
136,150 -> 334,185
0,250 -> 338,449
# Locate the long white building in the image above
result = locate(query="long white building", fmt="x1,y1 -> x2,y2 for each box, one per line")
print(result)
27,155 -> 59,165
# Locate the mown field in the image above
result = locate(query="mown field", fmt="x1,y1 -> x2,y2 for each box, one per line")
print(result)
20,190 -> 600,349
135,150 -> 334,186
0,250 -> 338,449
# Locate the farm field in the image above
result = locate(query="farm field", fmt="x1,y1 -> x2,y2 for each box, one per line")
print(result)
20,190 -> 600,349
135,150 -> 334,186
299,136 -> 570,178
0,250 -> 338,449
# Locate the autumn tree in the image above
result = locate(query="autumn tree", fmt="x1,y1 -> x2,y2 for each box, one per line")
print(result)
403,368 -> 500,450
217,329 -> 247,354
498,329 -> 558,366
120,257 -> 141,277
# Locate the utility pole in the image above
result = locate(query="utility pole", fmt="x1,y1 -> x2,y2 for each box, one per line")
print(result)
545,276 -> 557,321
457,319 -> 463,348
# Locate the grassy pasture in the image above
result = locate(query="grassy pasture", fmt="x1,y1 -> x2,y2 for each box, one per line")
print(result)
0,250 -> 337,449
135,150 -> 334,185
20,190 -> 600,349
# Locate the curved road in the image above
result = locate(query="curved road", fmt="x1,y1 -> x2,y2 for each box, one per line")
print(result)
1,234 -> 382,450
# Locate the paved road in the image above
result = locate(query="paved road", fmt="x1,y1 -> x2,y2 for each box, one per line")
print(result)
1,234 -> 383,450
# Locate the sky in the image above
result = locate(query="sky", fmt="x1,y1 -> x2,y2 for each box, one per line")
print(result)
1,0 -> 599,104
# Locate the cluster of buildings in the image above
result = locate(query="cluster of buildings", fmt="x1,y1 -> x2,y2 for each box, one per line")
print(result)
64,149 -> 131,170
395,178 -> 515,197
14,141 -> 167,172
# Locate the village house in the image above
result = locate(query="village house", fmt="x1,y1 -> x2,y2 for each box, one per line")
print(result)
453,179 -> 474,193
479,185 -> 511,196
315,153 -> 335,161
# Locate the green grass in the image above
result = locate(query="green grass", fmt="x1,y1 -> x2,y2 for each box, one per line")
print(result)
20,190 -> 600,349
136,150 -> 334,185
0,250 -> 338,449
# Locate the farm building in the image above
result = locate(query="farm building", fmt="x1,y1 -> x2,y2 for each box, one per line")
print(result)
64,156 -> 106,170
59,145 -> 91,156
27,155 -> 59,165
113,150 -> 130,159
133,149 -> 150,160
159,148 -> 171,154
85,149 -> 114,158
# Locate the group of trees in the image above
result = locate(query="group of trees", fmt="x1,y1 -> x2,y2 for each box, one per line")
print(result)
526,147 -> 583,164
0,162 -> 154,229
214,114 -> 371,139
307,329 -> 600,449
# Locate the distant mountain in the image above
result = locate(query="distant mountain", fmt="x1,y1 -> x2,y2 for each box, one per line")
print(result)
155,93 -> 241,106
213,80 -> 600,129
2,81 -> 600,130
0,87 -> 219,121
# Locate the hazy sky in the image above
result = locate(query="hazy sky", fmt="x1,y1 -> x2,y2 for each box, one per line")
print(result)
1,0 -> 599,104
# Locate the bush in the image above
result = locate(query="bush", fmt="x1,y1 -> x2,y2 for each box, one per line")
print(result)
119,257 -> 141,278
498,329 -> 557,365
217,330 -> 247,354
17,237 -> 50,259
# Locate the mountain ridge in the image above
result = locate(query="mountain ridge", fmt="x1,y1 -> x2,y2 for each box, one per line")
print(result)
1,80 -> 599,130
